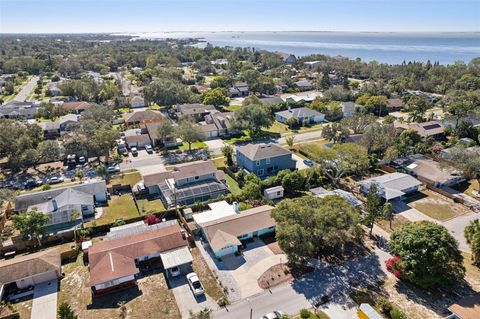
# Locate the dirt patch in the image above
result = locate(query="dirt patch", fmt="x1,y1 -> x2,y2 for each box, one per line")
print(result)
10,297 -> 32,319
261,236 -> 284,255
258,263 -> 293,289
58,254 -> 181,319
191,247 -> 226,303
376,214 -> 411,233
408,190 -> 472,221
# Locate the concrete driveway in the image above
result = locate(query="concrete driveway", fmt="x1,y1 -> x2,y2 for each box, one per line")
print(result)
292,153 -> 309,170
169,275 -> 218,318
31,280 -> 58,319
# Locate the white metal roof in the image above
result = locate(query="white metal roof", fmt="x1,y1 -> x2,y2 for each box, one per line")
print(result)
160,246 -> 193,269
192,200 -> 237,225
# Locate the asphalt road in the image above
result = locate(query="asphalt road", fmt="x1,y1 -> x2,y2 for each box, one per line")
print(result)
213,248 -> 390,319
14,75 -> 39,102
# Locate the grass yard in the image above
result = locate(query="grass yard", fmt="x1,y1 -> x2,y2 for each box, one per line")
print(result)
407,190 -> 472,221
376,214 -> 411,233
191,247 -> 227,303
108,170 -> 142,188
295,140 -> 329,159
148,104 -> 166,110
224,104 -> 242,112
226,175 -> 241,196
294,310 -> 330,319
59,253 -> 181,319
452,180 -> 480,199
266,122 -> 324,136
10,297 -> 32,319
462,252 -> 480,291
136,198 -> 165,214
213,156 -> 226,169
179,141 -> 208,150
90,194 -> 139,226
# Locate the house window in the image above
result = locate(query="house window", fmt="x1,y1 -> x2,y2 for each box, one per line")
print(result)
257,169 -> 264,176
266,158 -> 270,164
256,160 -> 261,166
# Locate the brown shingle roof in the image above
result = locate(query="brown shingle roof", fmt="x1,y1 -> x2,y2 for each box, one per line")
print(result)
88,224 -> 187,286
387,98 -> 404,109
0,248 -> 61,285
60,101 -> 91,111
200,205 -> 275,251
142,160 -> 219,187
124,134 -> 151,145
449,294 -> 480,319
395,121 -> 444,137
124,110 -> 164,125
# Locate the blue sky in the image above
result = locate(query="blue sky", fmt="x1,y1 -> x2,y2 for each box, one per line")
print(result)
0,0 -> 479,33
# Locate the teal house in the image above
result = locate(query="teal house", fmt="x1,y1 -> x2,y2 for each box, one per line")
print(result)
197,205 -> 276,258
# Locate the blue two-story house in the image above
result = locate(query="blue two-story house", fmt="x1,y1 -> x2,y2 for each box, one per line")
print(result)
236,143 -> 296,178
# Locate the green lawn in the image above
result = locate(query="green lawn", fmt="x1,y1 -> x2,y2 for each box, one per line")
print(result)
295,140 -> 329,159
148,104 -> 166,110
266,121 -> 324,136
108,170 -> 142,188
213,156 -> 226,169
137,198 -> 166,214
179,141 -> 208,150
226,175 -> 241,196
224,105 -> 242,112
294,310 -> 330,319
91,194 -> 139,226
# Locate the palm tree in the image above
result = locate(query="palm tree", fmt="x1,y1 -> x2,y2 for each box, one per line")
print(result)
285,136 -> 295,150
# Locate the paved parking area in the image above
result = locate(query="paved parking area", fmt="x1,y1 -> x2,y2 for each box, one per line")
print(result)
197,238 -> 288,301
292,153 -> 309,170
169,275 -> 218,318
31,280 -> 58,319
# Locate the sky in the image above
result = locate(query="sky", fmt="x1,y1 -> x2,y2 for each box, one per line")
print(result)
0,0 -> 479,33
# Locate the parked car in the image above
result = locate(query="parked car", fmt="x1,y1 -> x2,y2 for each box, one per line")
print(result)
145,144 -> 153,153
23,179 -> 42,189
131,147 -> 138,156
47,176 -> 64,184
78,156 -> 86,165
259,311 -> 285,319
303,159 -> 314,167
186,272 -> 205,296
106,165 -> 120,173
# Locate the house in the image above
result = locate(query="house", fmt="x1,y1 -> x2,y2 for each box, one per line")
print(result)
47,82 -> 63,96
88,223 -> 192,295
294,80 -> 313,91
263,186 -> 284,200
125,134 -> 152,149
359,172 -> 422,201
38,121 -> 61,139
59,113 -> 79,132
192,201 -> 238,226
393,154 -> 464,187
0,101 -> 38,119
130,96 -> 146,108
311,187 -> 362,208
236,143 -> 296,178
59,101 -> 91,114
198,205 -> 276,258
304,61 -> 324,70
275,52 -> 297,65
123,109 -> 164,126
211,58 -> 228,65
15,181 -> 107,232
229,82 -> 249,97
259,96 -> 283,106
143,160 -> 228,208
440,146 -> 480,161
340,102 -> 356,117
140,122 -> 178,147
394,121 -> 445,139
387,98 -> 405,111
275,106 -> 325,125
0,248 -> 61,300
447,294 -> 480,319
200,111 -> 235,139
174,103 -> 216,120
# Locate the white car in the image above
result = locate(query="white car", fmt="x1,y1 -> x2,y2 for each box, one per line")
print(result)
186,272 -> 205,296
145,144 -> 153,153
106,165 -> 120,173
131,147 -> 138,156
47,176 -> 64,184
259,311 -> 285,319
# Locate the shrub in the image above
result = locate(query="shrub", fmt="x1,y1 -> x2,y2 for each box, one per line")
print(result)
299,308 -> 311,319
376,297 -> 392,314
390,308 -> 407,319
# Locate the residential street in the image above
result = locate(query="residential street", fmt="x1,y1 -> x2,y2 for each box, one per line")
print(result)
14,75 -> 39,102
213,248 -> 391,319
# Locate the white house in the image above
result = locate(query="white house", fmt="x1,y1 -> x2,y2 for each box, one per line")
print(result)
275,107 -> 325,124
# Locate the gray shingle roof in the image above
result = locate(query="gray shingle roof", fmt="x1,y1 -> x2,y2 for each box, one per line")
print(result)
236,143 -> 292,161
275,107 -> 324,120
